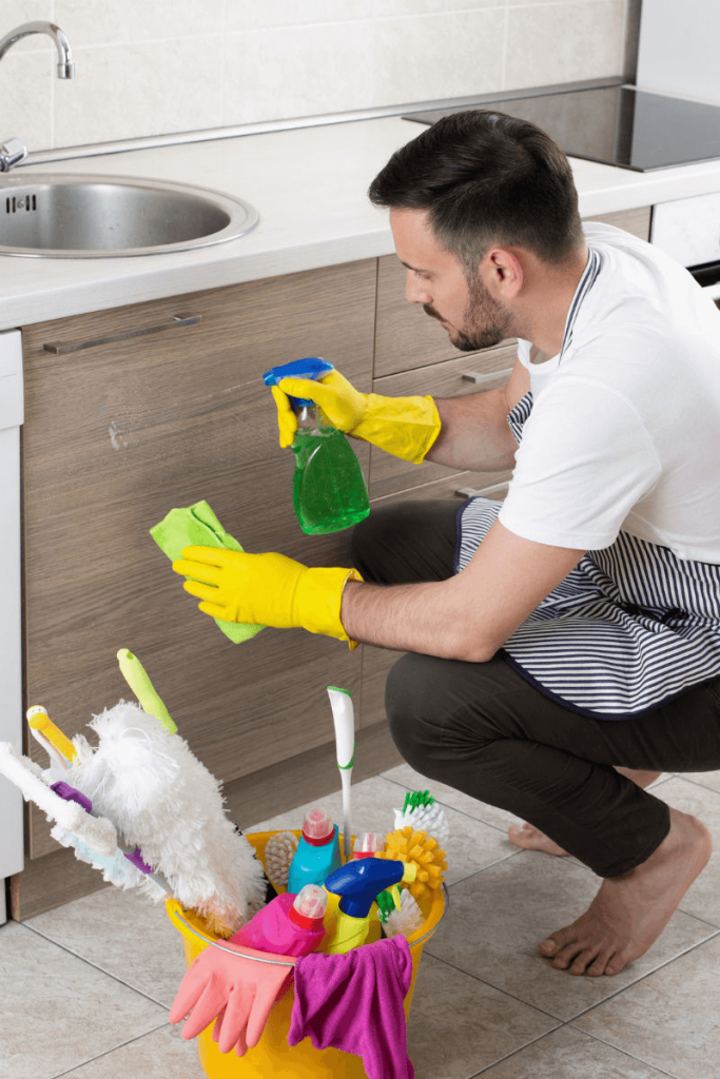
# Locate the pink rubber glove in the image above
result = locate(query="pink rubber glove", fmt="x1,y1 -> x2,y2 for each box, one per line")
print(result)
168,940 -> 295,1056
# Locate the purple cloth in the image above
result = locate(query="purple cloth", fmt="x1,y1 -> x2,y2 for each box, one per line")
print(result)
288,935 -> 414,1079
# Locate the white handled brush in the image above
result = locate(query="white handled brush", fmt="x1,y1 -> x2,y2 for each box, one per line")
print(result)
327,685 -> 355,861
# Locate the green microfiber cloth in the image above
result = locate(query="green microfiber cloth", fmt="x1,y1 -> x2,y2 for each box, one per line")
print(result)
150,500 -> 264,644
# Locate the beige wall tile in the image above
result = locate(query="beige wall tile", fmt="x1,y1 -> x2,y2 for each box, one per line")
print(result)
54,37 -> 225,146
504,0 -> 625,90
0,0 -> 54,51
227,0 -> 506,32
574,934 -> 720,1079
223,23 -> 377,124
0,50 -> 53,150
368,8 -> 506,106
54,0 -> 225,47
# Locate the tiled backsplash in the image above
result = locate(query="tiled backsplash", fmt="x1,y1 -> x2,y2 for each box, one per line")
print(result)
1,0 -> 638,152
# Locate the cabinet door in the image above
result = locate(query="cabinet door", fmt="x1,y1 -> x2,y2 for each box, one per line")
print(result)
22,260 -> 375,859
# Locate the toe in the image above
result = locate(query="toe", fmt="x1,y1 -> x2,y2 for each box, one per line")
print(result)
587,951 -> 613,977
570,948 -> 599,976
551,941 -> 585,970
538,923 -> 578,957
605,953 -> 630,976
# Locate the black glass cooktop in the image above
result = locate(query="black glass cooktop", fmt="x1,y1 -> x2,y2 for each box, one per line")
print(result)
406,85 -> 720,172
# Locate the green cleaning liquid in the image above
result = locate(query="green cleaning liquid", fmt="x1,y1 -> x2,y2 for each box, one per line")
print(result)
263,357 -> 371,536
292,408 -> 370,535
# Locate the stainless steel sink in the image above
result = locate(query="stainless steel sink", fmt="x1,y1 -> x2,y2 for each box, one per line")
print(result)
0,174 -> 259,257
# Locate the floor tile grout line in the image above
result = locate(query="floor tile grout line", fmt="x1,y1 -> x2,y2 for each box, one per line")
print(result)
675,907 -> 720,931
468,1023 -> 567,1078
22,922 -> 171,1010
50,1021 -> 170,1079
561,1025 -> 685,1079
420,950 -> 567,1024
680,775 -> 720,795
566,926 -> 720,1025
448,848 -> 525,887
468,1018 -> 683,1079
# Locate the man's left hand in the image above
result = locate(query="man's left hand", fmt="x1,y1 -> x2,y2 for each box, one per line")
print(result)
172,546 -> 361,644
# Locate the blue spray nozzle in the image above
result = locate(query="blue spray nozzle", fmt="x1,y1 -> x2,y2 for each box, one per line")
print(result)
324,857 -> 406,919
262,357 -> 334,409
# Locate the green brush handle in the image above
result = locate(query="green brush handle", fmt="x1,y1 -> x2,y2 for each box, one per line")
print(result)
116,649 -> 177,734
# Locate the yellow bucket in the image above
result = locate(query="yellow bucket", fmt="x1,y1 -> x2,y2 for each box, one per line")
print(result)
166,830 -> 447,1079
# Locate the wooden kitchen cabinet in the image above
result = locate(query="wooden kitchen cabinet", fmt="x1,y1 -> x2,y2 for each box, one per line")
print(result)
22,260 -> 375,859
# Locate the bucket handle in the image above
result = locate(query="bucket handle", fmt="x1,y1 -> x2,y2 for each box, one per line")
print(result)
170,883 -> 448,963
170,906 -> 297,967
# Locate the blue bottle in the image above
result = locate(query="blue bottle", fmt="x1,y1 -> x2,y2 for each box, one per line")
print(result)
288,807 -> 342,893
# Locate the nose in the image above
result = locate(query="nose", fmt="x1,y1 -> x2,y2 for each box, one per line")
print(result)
405,270 -> 432,306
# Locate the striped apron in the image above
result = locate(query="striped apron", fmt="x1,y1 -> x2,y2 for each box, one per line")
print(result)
456,253 -> 720,719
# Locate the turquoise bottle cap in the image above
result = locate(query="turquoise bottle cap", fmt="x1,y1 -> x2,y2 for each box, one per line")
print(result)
262,357 -> 334,408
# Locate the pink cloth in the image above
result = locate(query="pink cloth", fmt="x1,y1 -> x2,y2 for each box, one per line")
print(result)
288,935 -> 414,1079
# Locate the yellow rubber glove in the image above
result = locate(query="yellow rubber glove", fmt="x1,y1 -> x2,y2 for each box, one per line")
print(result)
172,546 -> 362,647
270,368 -> 442,464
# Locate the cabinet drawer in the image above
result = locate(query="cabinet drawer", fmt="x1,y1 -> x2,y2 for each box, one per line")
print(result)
369,345 -> 516,499
586,206 -> 651,241
374,253 -> 517,378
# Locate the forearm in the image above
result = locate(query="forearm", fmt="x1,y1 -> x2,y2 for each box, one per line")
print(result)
427,387 -> 517,472
340,579 -> 492,662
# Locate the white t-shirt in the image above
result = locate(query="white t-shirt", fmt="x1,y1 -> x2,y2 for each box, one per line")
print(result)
498,221 -> 720,564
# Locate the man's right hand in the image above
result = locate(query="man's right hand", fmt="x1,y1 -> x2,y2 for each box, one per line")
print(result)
270,368 -> 368,448
269,366 -> 442,464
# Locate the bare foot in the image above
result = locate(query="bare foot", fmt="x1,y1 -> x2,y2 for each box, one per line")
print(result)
537,808 -> 711,977
508,822 -> 569,856
508,768 -> 662,858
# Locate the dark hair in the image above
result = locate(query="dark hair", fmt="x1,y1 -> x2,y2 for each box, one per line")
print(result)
369,110 -> 583,271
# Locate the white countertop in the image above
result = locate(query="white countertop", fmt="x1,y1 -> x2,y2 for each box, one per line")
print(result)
4,114 -> 720,331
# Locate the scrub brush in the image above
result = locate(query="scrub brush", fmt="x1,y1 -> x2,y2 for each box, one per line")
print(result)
393,789 -> 449,848
377,888 -> 424,940
378,826 -> 447,902
264,831 -> 299,889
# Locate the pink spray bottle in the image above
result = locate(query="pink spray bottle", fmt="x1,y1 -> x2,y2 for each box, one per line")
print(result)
229,883 -> 327,957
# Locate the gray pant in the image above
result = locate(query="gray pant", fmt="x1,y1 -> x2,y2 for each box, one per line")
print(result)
351,499 -> 720,877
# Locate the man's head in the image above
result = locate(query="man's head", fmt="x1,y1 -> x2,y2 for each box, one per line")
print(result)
369,110 -> 584,351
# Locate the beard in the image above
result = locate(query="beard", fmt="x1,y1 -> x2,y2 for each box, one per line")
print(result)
424,276 -> 512,352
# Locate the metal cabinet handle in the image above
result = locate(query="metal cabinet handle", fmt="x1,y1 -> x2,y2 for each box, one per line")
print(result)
454,481 -> 510,499
42,313 -> 203,355
461,367 -> 513,387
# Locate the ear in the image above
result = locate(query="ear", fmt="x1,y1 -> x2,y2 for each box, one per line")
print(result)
484,247 -> 524,298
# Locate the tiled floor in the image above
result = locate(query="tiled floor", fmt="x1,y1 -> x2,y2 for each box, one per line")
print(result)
2,768 -> 720,1079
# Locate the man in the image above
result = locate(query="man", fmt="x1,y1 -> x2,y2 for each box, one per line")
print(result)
174,111 -> 720,978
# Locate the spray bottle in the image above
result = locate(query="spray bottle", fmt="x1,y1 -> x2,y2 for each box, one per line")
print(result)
287,808 -> 342,894
323,857 -> 417,954
262,357 -> 370,535
229,883 -> 327,957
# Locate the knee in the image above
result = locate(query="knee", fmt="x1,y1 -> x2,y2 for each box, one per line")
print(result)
384,653 -> 461,772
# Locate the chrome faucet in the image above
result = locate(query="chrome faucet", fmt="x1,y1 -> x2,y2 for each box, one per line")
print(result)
0,22 -> 76,172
